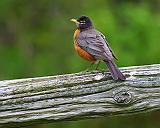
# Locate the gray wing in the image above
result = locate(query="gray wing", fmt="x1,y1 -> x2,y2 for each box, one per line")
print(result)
100,34 -> 118,60
76,29 -> 116,61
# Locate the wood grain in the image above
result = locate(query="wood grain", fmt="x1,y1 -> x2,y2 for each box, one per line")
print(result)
0,64 -> 160,127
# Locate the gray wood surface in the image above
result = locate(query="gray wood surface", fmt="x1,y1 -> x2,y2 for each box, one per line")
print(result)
0,64 -> 160,127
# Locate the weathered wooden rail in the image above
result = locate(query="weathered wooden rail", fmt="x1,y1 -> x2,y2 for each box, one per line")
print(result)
0,64 -> 160,127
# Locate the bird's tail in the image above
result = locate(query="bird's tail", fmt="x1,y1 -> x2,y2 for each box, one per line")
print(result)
105,60 -> 125,81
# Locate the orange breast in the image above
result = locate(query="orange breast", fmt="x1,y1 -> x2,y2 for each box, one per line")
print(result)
73,29 -> 96,62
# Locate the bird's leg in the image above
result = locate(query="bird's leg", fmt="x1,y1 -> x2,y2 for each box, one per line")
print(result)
90,62 -> 95,68
85,61 -> 100,72
84,62 -> 94,72
81,62 -> 94,73
81,61 -> 100,73
95,60 -> 101,70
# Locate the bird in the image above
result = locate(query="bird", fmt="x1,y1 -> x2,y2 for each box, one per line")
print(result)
70,15 -> 125,81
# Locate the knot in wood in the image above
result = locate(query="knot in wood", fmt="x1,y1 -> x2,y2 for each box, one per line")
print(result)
114,91 -> 132,105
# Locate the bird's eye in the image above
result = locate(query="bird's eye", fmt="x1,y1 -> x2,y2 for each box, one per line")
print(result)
80,20 -> 86,24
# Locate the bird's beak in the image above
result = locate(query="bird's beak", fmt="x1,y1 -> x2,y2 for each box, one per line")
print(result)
70,18 -> 79,24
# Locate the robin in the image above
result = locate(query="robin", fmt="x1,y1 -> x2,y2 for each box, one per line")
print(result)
70,15 -> 125,81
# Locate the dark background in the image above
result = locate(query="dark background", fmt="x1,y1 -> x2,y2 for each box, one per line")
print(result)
0,0 -> 160,127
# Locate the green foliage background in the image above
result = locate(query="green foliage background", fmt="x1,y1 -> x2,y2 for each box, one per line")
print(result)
0,0 -> 160,127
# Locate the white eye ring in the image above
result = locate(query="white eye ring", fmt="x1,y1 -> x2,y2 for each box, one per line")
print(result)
80,22 -> 85,24
80,21 -> 86,24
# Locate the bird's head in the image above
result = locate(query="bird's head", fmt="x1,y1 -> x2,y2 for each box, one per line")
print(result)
70,15 -> 93,30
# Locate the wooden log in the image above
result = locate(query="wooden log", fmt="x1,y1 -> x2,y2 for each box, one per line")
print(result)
0,64 -> 160,127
